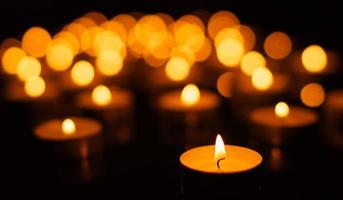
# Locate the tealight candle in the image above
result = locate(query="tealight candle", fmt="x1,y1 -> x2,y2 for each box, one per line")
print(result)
324,90 -> 343,148
75,85 -> 134,145
232,70 -> 290,118
180,134 -> 262,197
34,117 -> 103,159
157,84 -> 220,147
249,102 -> 319,146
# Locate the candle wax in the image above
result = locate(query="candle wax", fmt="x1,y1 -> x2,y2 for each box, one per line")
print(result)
158,90 -> 219,112
34,117 -> 102,141
76,86 -> 133,110
180,145 -> 262,174
250,106 -> 318,128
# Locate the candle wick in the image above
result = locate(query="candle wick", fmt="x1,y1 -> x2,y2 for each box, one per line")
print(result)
216,157 -> 225,169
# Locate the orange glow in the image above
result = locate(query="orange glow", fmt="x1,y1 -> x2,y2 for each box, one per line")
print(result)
275,102 -> 290,119
214,27 -> 244,48
214,134 -> 226,162
208,10 -> 240,39
217,72 -> 234,98
239,25 -> 256,51
65,22 -> 87,51
92,85 -> 112,106
178,15 -> 205,32
24,76 -> 46,98
300,83 -> 325,107
93,30 -> 126,57
241,51 -> 266,76
156,13 -> 174,26
96,49 -> 123,76
81,26 -> 102,56
1,47 -> 26,74
71,60 -> 95,86
62,118 -> 75,135
101,20 -> 127,43
112,14 -> 137,33
216,38 -> 244,67
301,45 -> 327,73
165,56 -> 191,81
46,42 -> 74,71
54,31 -> 80,55
251,67 -> 273,91
84,11 -> 108,25
22,27 -> 51,58
74,17 -> 97,28
144,55 -> 166,67
264,31 -> 292,59
170,47 -> 195,66
181,84 -> 200,106
17,56 -> 41,81
174,23 -> 205,53
195,38 -> 212,62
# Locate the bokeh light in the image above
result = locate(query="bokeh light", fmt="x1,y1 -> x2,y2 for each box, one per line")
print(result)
251,67 -> 273,91
181,84 -> 200,106
240,51 -> 266,76
300,83 -> 325,107
1,47 -> 26,74
71,60 -> 95,86
217,72 -> 234,98
275,102 -> 289,118
92,85 -> 112,106
165,56 -> 191,81
216,38 -> 244,67
264,31 -> 292,60
46,42 -> 74,71
208,10 -> 240,39
24,76 -> 46,98
22,27 -> 51,58
96,49 -> 123,76
17,56 -> 41,81
301,45 -> 327,73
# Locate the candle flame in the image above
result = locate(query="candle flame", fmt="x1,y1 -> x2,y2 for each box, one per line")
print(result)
214,134 -> 226,162
92,85 -> 112,106
181,84 -> 200,106
62,118 -> 75,135
275,102 -> 289,119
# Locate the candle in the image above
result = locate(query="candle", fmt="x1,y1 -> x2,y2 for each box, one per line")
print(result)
324,90 -> 343,148
34,117 -> 103,159
157,84 -> 220,147
249,102 -> 319,146
180,134 -> 262,197
232,70 -> 290,118
75,85 -> 134,145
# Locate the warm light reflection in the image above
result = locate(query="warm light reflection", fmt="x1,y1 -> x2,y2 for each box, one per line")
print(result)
22,27 -> 51,58
300,83 -> 325,107
71,60 -> 95,86
1,47 -> 26,74
251,67 -> 273,91
54,31 -> 80,55
216,38 -> 244,67
92,85 -> 112,106
217,72 -> 234,98
214,134 -> 226,163
46,42 -> 74,71
96,49 -> 123,76
275,102 -> 290,119
301,45 -> 327,73
165,57 -> 191,81
264,31 -> 292,59
62,118 -> 76,135
17,56 -> 41,81
24,76 -> 46,98
181,84 -> 200,106
239,25 -> 255,51
241,51 -> 266,76
208,10 -> 240,39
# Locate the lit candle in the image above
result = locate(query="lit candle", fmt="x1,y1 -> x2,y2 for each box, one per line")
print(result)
75,85 -> 134,145
157,84 -> 220,147
232,69 -> 290,118
249,102 -> 319,146
180,134 -> 262,197
323,90 -> 343,148
34,117 -> 103,159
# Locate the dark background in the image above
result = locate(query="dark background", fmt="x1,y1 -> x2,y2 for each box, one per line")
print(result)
1,0 -> 342,199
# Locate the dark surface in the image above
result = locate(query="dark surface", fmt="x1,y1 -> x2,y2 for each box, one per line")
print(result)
1,0 -> 342,199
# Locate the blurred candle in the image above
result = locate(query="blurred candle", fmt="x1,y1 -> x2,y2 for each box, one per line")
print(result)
34,117 -> 103,159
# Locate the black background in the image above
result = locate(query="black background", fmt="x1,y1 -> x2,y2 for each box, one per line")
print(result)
1,0 -> 342,199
